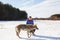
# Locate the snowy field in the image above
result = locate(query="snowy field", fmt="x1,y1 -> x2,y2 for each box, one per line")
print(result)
0,20 -> 60,40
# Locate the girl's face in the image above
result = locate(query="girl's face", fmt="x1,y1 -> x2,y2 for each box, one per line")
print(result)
29,18 -> 32,20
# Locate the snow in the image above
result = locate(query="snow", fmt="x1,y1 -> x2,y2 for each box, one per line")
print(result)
0,20 -> 60,40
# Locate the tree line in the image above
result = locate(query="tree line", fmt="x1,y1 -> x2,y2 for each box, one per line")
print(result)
0,2 -> 27,21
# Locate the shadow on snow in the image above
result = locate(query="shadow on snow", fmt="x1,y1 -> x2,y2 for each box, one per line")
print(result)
20,34 -> 60,40
33,34 -> 60,40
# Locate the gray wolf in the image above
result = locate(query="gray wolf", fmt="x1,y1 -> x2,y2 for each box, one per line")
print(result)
15,24 -> 38,38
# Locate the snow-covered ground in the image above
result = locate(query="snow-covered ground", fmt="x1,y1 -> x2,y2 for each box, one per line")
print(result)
0,20 -> 60,40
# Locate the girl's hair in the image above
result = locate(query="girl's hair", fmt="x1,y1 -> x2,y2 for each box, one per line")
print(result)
29,16 -> 32,18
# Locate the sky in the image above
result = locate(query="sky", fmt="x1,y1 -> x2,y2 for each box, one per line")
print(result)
26,0 -> 60,18
0,0 -> 44,9
0,0 -> 60,18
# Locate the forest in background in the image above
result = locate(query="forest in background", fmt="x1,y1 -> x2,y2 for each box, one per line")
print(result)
33,14 -> 60,20
0,2 -> 27,21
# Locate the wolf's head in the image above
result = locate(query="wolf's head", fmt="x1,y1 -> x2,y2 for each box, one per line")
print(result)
33,25 -> 39,30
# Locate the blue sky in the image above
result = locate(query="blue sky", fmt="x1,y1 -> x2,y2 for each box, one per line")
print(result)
0,0 -> 44,8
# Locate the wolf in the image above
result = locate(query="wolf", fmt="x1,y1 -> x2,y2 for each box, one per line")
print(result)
15,24 -> 38,38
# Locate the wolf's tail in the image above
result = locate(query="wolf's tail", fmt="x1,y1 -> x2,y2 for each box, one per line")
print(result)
15,27 -> 20,38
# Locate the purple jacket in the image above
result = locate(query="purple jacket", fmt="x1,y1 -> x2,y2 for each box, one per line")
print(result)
26,19 -> 34,24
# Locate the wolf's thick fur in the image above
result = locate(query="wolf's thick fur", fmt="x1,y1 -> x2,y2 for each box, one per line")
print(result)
15,24 -> 38,38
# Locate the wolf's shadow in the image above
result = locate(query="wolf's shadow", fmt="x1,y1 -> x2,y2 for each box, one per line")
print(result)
20,38 -> 45,40
20,34 -> 60,40
20,34 -> 45,40
33,34 -> 60,40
